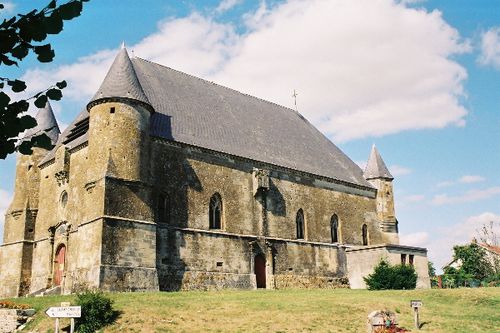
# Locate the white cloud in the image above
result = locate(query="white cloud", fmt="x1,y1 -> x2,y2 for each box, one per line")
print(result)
216,0 -> 243,13
22,14 -> 238,103
0,189 -> 13,243
403,194 -> 425,203
389,165 -> 412,176
214,0 -> 470,142
432,186 -> 500,205
22,0 -> 470,142
0,1 -> 16,14
426,212 -> 500,271
436,174 -> 486,188
436,180 -> 454,188
400,231 -> 429,246
478,27 -> 500,70
458,175 -> 485,184
398,0 -> 426,5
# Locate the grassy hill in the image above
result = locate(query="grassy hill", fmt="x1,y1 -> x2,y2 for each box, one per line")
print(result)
5,288 -> 499,332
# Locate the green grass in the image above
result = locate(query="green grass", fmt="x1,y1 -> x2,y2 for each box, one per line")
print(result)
4,288 -> 499,332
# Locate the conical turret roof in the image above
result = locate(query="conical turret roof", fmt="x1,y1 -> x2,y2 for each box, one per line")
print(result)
23,100 -> 60,145
87,46 -> 150,110
364,145 -> 393,180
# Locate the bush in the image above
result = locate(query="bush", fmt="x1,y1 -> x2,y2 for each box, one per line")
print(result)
75,290 -> 115,333
364,259 -> 417,290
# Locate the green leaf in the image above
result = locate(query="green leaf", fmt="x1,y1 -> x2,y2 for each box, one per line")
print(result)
0,30 -> 17,53
44,11 -> 63,34
7,79 -> 27,93
56,80 -> 67,89
58,1 -> 82,20
18,14 -> 47,42
19,114 -> 37,130
7,100 -> 30,115
34,44 -> 55,63
0,91 -> 11,107
0,140 -> 16,159
11,44 -> 30,60
32,132 -> 53,150
18,140 -> 33,155
34,94 -> 48,108
0,17 -> 16,29
0,53 -> 18,66
47,0 -> 57,9
46,88 -> 62,100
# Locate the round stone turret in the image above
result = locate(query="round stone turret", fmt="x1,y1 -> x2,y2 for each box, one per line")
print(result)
86,46 -> 153,182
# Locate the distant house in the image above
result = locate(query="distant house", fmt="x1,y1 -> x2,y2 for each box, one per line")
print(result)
443,241 -> 500,273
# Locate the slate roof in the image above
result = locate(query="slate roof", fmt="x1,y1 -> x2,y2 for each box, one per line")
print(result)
41,48 -> 373,189
89,46 -> 150,109
363,145 -> 393,180
23,100 -> 60,145
39,109 -> 88,165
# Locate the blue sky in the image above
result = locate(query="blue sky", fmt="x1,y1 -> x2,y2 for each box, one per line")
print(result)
0,0 -> 499,271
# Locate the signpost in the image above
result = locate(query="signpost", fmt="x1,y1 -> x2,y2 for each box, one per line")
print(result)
45,304 -> 81,333
410,300 -> 422,330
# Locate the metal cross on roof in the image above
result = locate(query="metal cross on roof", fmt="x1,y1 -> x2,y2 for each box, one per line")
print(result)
292,89 -> 298,111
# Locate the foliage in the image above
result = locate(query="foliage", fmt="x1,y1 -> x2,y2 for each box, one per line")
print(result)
0,300 -> 30,309
0,0 -> 88,159
364,259 -> 417,290
441,242 -> 497,288
453,243 -> 494,281
442,266 -> 477,288
75,290 -> 115,333
427,261 -> 436,277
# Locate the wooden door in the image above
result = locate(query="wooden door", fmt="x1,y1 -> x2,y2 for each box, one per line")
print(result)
54,245 -> 66,286
254,254 -> 266,289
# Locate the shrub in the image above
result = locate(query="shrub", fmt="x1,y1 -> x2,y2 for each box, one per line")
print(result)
75,290 -> 115,333
364,259 -> 417,290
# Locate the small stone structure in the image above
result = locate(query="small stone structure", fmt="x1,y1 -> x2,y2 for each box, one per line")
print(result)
0,47 -> 430,297
367,310 -> 398,333
0,309 -> 35,333
347,244 -> 431,289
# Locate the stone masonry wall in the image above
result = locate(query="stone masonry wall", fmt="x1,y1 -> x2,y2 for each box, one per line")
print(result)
152,139 -> 380,290
0,309 -> 35,333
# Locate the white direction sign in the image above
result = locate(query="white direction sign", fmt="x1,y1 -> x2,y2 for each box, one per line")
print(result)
45,306 -> 81,318
410,300 -> 423,308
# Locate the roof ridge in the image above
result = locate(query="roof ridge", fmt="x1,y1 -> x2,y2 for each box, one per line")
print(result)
133,57 -> 304,117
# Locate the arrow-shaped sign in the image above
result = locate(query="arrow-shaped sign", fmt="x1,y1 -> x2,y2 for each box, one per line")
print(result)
45,306 -> 81,318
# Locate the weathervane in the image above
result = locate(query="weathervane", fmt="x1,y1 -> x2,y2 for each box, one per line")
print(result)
292,89 -> 298,111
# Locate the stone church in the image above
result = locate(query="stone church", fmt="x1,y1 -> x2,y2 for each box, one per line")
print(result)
0,47 -> 430,297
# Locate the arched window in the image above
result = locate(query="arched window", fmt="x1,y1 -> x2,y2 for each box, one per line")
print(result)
157,194 -> 170,223
331,214 -> 339,243
58,191 -> 68,219
296,209 -> 305,239
362,224 -> 368,246
209,193 -> 222,229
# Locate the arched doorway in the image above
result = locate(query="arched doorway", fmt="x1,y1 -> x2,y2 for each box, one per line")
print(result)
254,254 -> 266,288
54,244 -> 66,286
